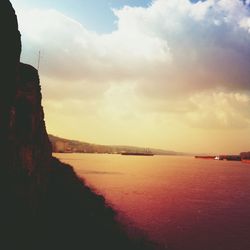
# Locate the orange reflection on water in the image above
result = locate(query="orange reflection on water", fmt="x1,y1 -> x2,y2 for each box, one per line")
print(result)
55,153 -> 250,250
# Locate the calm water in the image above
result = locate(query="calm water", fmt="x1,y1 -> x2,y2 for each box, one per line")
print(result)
54,153 -> 250,250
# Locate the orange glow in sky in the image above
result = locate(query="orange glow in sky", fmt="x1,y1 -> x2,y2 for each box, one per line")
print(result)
12,0 -> 250,154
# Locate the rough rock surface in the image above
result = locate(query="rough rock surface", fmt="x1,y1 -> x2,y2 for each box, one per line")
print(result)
0,1 -> 51,213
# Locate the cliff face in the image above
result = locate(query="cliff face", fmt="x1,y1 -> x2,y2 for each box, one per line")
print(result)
0,1 -> 156,250
0,1 -> 51,213
0,1 -> 52,246
13,63 -> 51,182
0,0 -> 21,153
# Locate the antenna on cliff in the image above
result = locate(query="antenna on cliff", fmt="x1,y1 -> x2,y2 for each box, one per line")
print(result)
37,50 -> 41,71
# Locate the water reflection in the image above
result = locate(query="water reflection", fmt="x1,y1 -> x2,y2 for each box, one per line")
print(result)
55,153 -> 250,250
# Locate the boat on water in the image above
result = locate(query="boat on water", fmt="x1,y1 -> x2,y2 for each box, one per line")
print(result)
121,152 -> 154,156
195,155 -> 241,161
214,155 -> 241,161
194,156 -> 215,159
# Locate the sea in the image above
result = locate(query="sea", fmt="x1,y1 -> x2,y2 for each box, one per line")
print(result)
54,153 -> 250,250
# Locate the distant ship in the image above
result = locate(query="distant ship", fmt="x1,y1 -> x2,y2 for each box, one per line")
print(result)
194,156 -> 215,159
214,155 -> 241,161
195,155 -> 241,161
121,151 -> 154,156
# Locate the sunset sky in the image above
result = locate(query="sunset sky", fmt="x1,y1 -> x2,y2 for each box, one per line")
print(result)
11,0 -> 250,154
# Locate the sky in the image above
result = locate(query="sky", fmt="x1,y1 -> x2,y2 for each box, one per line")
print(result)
11,0 -> 250,154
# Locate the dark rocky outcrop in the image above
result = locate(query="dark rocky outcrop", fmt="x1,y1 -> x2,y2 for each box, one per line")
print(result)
0,1 -> 156,250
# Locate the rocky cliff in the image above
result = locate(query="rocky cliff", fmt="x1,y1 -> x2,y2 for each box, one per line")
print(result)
0,0 -> 51,216
0,1 -> 156,250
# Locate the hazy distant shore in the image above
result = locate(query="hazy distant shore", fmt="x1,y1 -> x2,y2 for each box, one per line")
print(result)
49,134 -> 185,155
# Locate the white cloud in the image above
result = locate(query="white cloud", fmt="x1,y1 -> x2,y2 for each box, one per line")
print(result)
14,0 -> 250,130
17,7 -> 171,81
240,17 -> 250,32
186,91 -> 250,129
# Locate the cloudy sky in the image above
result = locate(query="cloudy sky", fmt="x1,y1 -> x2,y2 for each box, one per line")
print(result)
11,0 -> 250,154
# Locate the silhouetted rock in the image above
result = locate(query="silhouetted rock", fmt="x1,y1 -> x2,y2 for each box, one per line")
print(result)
0,0 -> 21,155
0,1 -> 157,249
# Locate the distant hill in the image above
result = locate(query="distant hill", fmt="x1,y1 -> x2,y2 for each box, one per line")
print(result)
49,134 -> 184,156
